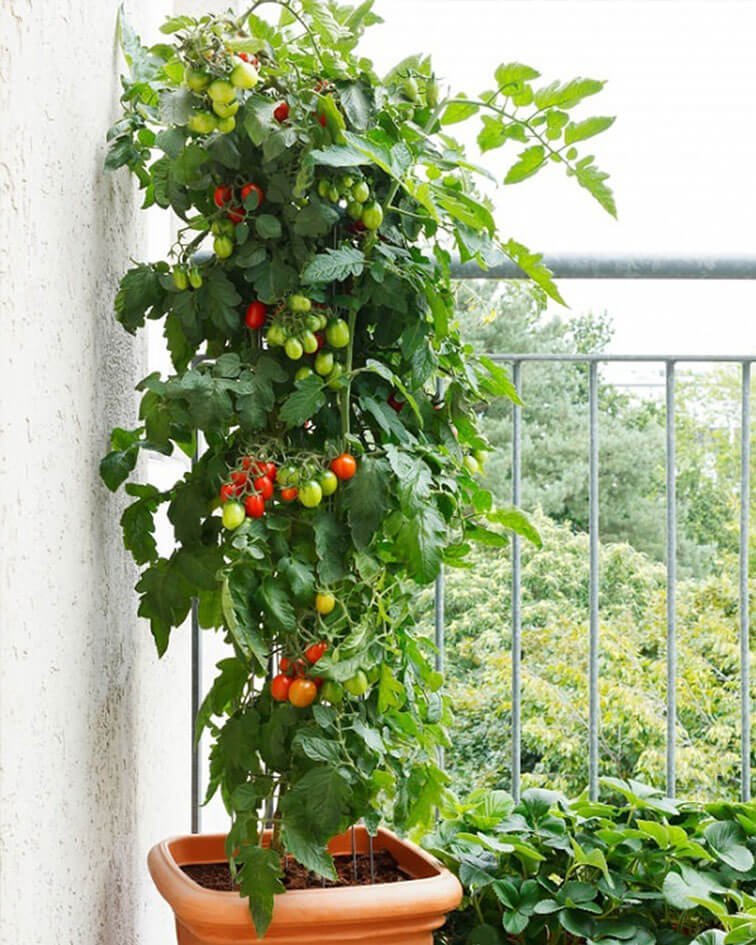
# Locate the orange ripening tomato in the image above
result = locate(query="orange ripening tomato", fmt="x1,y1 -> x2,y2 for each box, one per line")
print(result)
288,678 -> 317,708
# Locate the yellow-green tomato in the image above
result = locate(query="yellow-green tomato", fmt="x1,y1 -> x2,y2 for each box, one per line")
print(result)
351,180 -> 370,203
298,480 -> 323,508
317,179 -> 331,199
222,501 -> 245,529
289,294 -> 312,314
328,184 -> 341,204
464,454 -> 480,476
314,351 -> 334,376
325,318 -> 350,348
315,591 -> 336,615
277,463 -> 299,486
188,267 -> 203,289
318,469 -> 338,496
326,363 -> 343,390
301,331 -> 319,355
208,79 -> 237,104
230,60 -> 259,90
320,680 -> 344,705
346,201 -> 363,221
401,77 -> 420,102
217,116 -> 236,134
265,323 -> 286,347
344,670 -> 369,697
361,201 -> 383,230
295,366 -> 314,381
172,267 -> 188,290
213,235 -> 234,259
184,67 -> 211,92
212,99 -> 240,118
284,337 -> 304,360
188,111 -> 217,135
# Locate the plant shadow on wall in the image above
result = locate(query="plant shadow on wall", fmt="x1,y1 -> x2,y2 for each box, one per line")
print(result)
99,0 -> 615,937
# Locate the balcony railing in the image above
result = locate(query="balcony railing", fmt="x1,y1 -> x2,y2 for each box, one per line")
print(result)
190,255 -> 756,830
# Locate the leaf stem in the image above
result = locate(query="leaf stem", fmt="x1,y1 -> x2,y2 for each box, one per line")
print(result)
235,0 -> 326,70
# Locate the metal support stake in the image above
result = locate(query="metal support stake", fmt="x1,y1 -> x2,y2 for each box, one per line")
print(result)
740,362 -> 752,802
588,362 -> 600,801
665,362 -> 678,798
511,361 -> 523,802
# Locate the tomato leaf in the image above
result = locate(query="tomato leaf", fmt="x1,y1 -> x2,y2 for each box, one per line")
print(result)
278,374 -> 325,428
236,845 -> 285,937
344,456 -> 392,549
301,245 -> 365,284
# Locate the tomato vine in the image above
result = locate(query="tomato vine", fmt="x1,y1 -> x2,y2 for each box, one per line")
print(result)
101,0 -> 614,934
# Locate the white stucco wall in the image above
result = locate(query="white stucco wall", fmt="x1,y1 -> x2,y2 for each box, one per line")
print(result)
0,2 -> 198,942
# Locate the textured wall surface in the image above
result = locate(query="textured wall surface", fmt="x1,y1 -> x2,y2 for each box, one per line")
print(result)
0,2 -> 193,942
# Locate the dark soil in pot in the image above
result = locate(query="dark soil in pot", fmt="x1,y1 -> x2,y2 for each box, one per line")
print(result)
182,850 -> 409,891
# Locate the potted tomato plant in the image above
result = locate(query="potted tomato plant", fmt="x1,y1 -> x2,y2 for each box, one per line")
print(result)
101,1 -> 615,941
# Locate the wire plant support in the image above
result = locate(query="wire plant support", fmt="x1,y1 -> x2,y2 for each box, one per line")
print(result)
190,254 -> 755,834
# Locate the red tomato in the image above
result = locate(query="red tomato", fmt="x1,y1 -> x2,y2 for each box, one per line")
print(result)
273,101 -> 290,123
315,332 -> 325,350
313,677 -> 324,689
330,453 -> 357,481
293,659 -> 307,677
317,112 -> 327,128
244,494 -> 265,518
305,641 -> 328,665
227,205 -> 245,224
254,475 -> 274,500
271,673 -> 292,702
241,456 -> 256,470
288,678 -> 317,708
280,486 -> 298,502
245,300 -> 267,329
231,470 -> 248,489
240,182 -> 264,208
236,52 -> 258,66
280,656 -> 292,674
263,462 -> 277,481
220,483 -> 235,503
388,393 -> 405,413
213,185 -> 232,208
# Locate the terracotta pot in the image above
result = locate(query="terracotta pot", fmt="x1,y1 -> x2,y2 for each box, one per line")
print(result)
148,825 -> 463,945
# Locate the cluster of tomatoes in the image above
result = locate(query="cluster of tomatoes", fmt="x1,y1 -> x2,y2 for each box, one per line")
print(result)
219,452 -> 358,528
316,174 -> 383,232
211,182 -> 265,258
271,636 -> 329,708
184,50 -> 260,136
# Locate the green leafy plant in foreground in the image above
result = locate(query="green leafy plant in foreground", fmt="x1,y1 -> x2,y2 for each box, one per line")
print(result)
427,779 -> 756,945
101,0 -> 615,933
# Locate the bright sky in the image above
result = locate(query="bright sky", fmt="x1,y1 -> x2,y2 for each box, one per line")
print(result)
364,1 -> 756,360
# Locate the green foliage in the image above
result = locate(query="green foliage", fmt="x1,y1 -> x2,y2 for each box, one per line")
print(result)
428,782 -> 756,945
103,1 -> 614,933
421,514 -> 753,801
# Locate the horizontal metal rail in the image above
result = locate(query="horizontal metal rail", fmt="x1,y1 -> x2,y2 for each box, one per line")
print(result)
451,254 -> 756,280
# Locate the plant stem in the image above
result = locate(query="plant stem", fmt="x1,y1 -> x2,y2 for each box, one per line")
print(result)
235,0 -> 326,70
340,306 -> 357,444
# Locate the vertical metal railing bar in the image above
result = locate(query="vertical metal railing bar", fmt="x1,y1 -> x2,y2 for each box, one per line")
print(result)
588,362 -> 601,801
740,362 -> 752,802
510,360 -> 523,802
665,362 -> 678,797
435,377 -> 446,773
191,426 -> 202,833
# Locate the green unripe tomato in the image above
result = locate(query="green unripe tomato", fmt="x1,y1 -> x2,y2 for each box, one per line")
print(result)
265,323 -> 286,346
346,201 -> 363,221
361,201 -> 383,230
305,313 -> 321,332
464,454 -> 480,476
298,479 -> 323,508
401,77 -> 420,102
351,180 -> 370,203
212,98 -> 240,119
325,318 -> 350,349
217,116 -> 236,133
172,267 -> 188,290
222,501 -> 245,529
285,337 -> 304,360
277,463 -> 299,486
211,219 -> 235,237
318,469 -> 338,496
314,351 -> 334,376
326,363 -> 343,389
295,366 -> 314,381
187,111 -> 217,135
184,67 -> 211,92
366,666 -> 380,685
301,331 -> 319,355
472,448 -> 488,466
338,175 -> 354,192
328,184 -> 341,204
317,179 -> 331,199
319,680 -> 344,705
317,313 -> 328,330
208,79 -> 237,104
426,77 -> 440,108
213,235 -> 234,259
188,267 -> 203,289
289,294 -> 312,314
231,60 -> 259,90
344,670 -> 369,697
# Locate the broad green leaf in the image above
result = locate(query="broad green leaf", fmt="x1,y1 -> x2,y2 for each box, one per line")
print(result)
504,145 -> 546,185
340,81 -> 372,129
301,245 -> 365,283
115,264 -> 166,333
564,115 -> 615,145
344,456 -> 392,548
502,239 -> 565,305
494,62 -> 540,90
198,268 -> 241,335
236,845 -> 284,937
705,821 -> 755,872
534,77 -> 605,110
293,200 -> 340,237
485,508 -> 542,547
257,575 -> 296,632
570,156 -> 617,217
395,501 -> 446,584
278,374 -> 325,427
441,97 -> 480,126
313,511 -> 347,584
